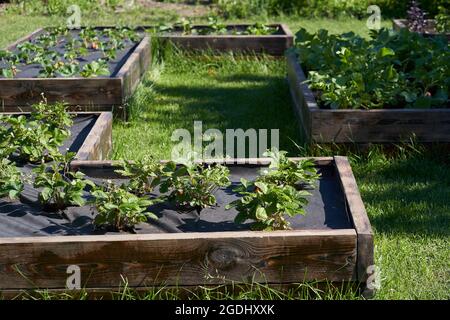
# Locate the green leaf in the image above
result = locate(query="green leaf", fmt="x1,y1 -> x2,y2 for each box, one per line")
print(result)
255,207 -> 268,221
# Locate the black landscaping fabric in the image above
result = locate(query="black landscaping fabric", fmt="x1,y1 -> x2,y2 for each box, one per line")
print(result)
0,29 -> 143,78
0,164 -> 353,237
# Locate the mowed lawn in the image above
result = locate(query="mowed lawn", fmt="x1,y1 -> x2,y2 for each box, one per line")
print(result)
0,6 -> 448,300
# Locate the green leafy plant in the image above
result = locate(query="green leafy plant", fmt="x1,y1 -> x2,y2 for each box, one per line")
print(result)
31,97 -> 73,133
226,152 -> 320,231
33,152 -> 94,211
115,155 -> 164,195
159,161 -> 231,213
244,23 -> 278,35
91,182 -> 157,231
80,59 -> 110,78
227,179 -> 310,231
0,158 -> 24,200
259,150 -> 320,187
0,115 -> 60,163
435,6 -> 450,33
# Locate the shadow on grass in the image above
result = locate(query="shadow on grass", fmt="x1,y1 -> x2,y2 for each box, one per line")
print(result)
358,153 -> 450,237
145,74 -> 302,156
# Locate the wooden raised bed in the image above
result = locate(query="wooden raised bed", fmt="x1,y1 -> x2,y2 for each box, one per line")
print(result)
0,28 -> 151,113
155,24 -> 293,56
0,157 -> 374,297
393,19 -> 450,40
286,52 -> 450,143
2,111 -> 112,161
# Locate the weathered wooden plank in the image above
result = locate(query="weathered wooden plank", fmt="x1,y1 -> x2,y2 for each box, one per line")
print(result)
157,24 -> 293,56
116,36 -> 150,99
0,229 -> 357,289
334,156 -> 373,288
0,78 -> 123,107
311,109 -> 450,143
75,112 -> 113,161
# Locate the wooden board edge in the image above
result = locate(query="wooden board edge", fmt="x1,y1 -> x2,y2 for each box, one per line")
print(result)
0,228 -> 356,245
70,157 -> 335,171
75,112 -> 112,161
333,156 -> 374,285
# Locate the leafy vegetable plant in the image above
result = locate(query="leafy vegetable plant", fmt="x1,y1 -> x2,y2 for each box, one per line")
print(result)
91,182 -> 157,231
226,179 -> 310,231
33,152 -> 94,211
226,151 -> 320,231
80,59 -> 110,78
160,161 -> 231,213
0,158 -> 24,200
115,155 -> 164,195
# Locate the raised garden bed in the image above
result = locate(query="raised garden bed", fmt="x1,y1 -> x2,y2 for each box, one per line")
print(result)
0,157 -> 373,297
152,23 -> 293,56
1,111 -> 112,161
0,27 -> 150,113
393,19 -> 450,40
286,27 -> 450,144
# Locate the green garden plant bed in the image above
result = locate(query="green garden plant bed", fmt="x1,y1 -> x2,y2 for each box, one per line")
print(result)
150,22 -> 293,56
0,27 -> 150,113
0,156 -> 373,297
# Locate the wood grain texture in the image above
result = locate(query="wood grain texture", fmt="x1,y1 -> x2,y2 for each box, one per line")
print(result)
158,24 -> 293,56
0,229 -> 356,289
334,156 -> 373,287
4,28 -> 45,50
286,53 -> 450,143
75,112 -> 113,161
116,36 -> 151,99
0,78 -> 123,107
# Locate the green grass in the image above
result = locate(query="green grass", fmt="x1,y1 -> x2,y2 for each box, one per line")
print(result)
0,6 -> 449,300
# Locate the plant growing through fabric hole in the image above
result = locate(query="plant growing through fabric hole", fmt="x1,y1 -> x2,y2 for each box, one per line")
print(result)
259,150 -> 320,188
90,181 -> 157,231
0,158 -> 24,200
199,17 -> 228,35
115,155 -> 164,196
80,59 -> 110,77
407,0 -> 427,33
31,97 -> 73,134
226,150 -> 320,231
159,161 -> 231,213
226,179 -> 311,231
33,152 -> 95,211
0,115 -> 61,163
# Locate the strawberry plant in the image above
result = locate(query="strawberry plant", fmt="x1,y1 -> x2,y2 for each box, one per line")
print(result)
31,97 -> 73,133
115,155 -> 164,195
80,59 -> 110,78
260,150 -> 320,188
226,179 -> 310,231
159,161 -> 231,213
91,182 -> 157,231
0,158 -> 24,200
244,23 -> 278,35
33,152 -> 94,211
